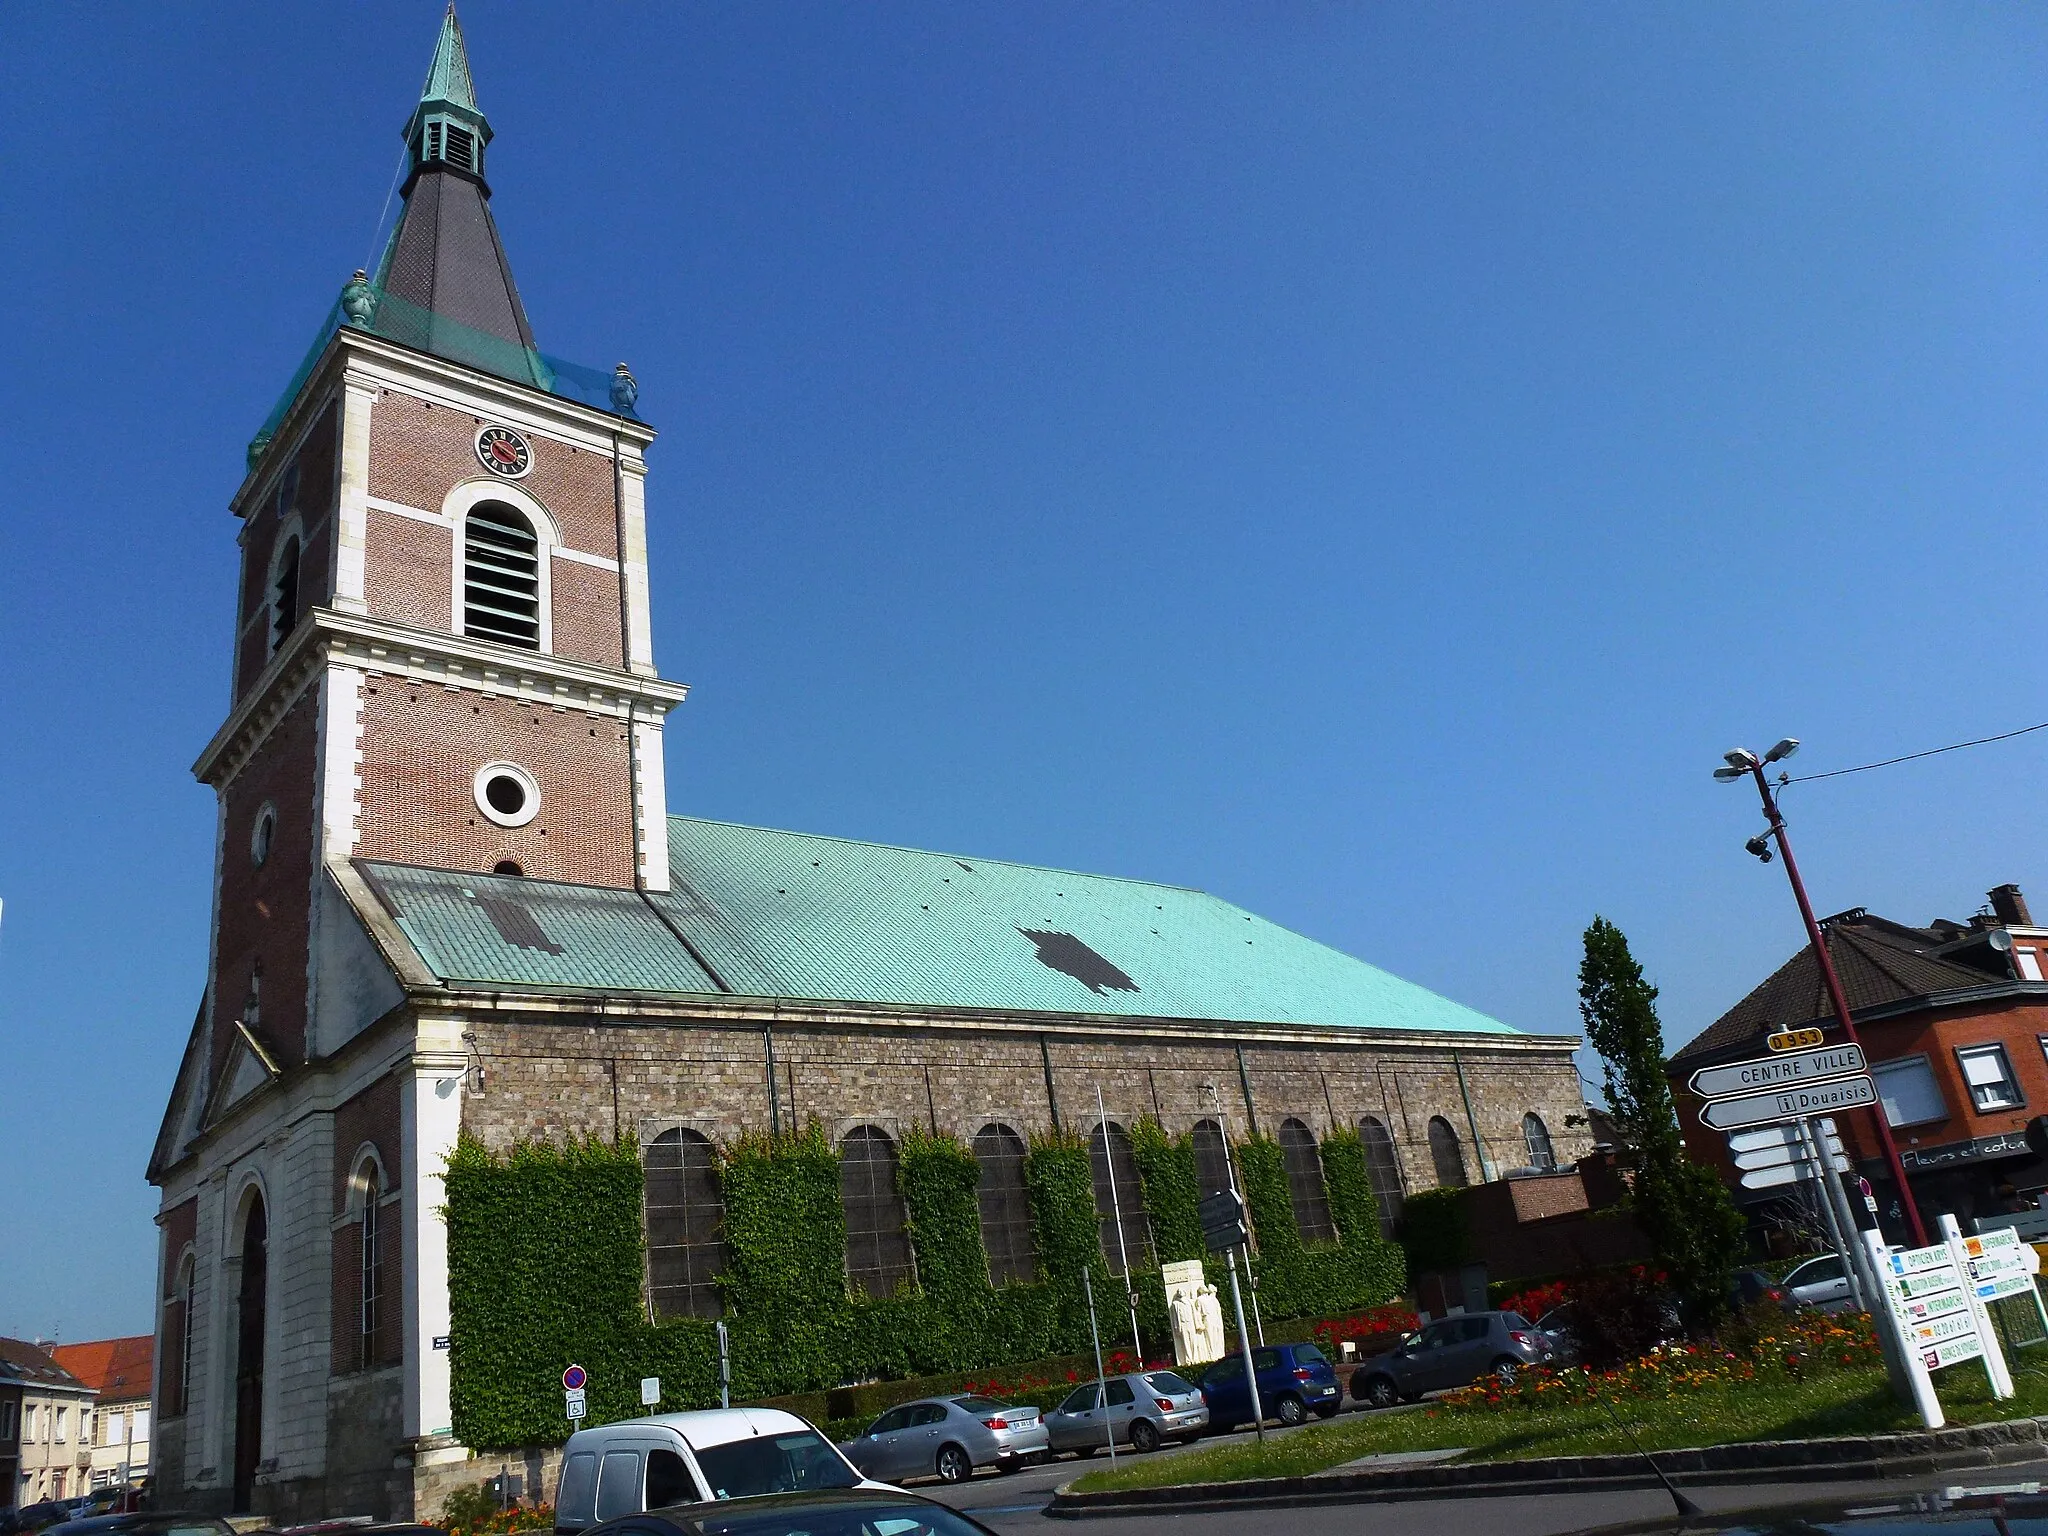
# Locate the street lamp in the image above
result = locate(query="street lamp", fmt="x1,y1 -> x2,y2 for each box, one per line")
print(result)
1715,738 -> 1928,1247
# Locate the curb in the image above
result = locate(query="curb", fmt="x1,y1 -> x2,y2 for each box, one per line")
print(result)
1043,1414 -> 2048,1517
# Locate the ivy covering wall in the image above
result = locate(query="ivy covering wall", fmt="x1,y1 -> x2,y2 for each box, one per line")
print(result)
443,1117 -> 1406,1452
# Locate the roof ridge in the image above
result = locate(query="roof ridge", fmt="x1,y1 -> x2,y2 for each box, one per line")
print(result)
668,814 -> 1211,896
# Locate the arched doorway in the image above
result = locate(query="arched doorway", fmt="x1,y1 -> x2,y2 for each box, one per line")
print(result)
232,1193 -> 268,1512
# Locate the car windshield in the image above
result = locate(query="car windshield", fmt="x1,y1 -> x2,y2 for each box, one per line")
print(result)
691,1431 -> 859,1499
1144,1372 -> 1195,1395
950,1397 -> 1005,1414
1293,1344 -> 1328,1366
692,1499 -> 997,1536
1502,1315 -> 1530,1330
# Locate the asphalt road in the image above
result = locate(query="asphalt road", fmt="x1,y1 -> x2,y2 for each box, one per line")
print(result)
910,1426 -> 2048,1536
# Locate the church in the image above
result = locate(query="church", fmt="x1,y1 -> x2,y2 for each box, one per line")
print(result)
146,12 -> 1592,1521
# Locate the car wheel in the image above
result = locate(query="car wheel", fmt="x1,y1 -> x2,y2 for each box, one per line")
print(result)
1275,1394 -> 1307,1427
1359,1374 -> 1399,1410
1129,1419 -> 1162,1453
1313,1404 -> 1340,1420
1490,1356 -> 1521,1385
936,1443 -> 973,1483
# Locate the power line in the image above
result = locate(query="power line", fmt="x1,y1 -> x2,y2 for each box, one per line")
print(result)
1784,720 -> 2048,785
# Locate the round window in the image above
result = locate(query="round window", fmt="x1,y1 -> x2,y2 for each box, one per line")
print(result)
251,803 -> 277,868
473,761 -> 540,828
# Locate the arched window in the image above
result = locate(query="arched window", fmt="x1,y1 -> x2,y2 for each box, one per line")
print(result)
462,503 -> 543,649
1089,1121 -> 1152,1275
1427,1116 -> 1468,1189
1357,1116 -> 1405,1237
1278,1118 -> 1337,1245
357,1159 -> 383,1366
973,1124 -> 1036,1286
841,1126 -> 914,1299
1523,1113 -> 1557,1172
1191,1119 -> 1233,1198
269,533 -> 300,656
646,1129 -> 726,1319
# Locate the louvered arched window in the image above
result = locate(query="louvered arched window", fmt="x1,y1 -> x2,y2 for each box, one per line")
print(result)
1427,1116 -> 1469,1189
269,533 -> 300,656
1523,1113 -> 1557,1172
1089,1121 -> 1152,1276
463,503 -> 542,649
973,1124 -> 1036,1286
841,1126 -> 914,1299
1278,1118 -> 1337,1245
646,1129 -> 727,1319
1358,1116 -> 1406,1237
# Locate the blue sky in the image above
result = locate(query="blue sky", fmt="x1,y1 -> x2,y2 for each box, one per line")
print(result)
6,4 -> 2048,1339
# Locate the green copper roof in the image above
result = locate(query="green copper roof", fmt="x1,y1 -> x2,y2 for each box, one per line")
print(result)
357,818 -> 1532,1038
419,6 -> 479,115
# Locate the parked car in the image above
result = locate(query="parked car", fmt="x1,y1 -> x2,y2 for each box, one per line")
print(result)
1732,1268 -> 1789,1311
43,1516 -> 237,1536
555,1408 -> 874,1532
1197,1344 -> 1342,1430
1042,1371 -> 1207,1455
1350,1311 -> 1552,1408
839,1394 -> 1049,1483
1781,1253 -> 1855,1313
3,1505 -> 77,1535
584,1486 -> 1000,1536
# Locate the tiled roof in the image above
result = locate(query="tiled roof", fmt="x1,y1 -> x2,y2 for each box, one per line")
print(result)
357,816 -> 1541,1038
1670,916 -> 2006,1065
0,1337 -> 89,1393
50,1336 -> 153,1402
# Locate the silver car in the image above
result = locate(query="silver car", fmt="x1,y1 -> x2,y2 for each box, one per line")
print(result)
1043,1371 -> 1208,1456
1782,1253 -> 1855,1312
838,1395 -> 1049,1484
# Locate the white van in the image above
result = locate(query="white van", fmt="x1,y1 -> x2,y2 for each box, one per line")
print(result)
553,1408 -> 885,1533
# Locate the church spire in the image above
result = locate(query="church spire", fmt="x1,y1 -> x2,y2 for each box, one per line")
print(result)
375,4 -> 538,361
402,5 -> 490,178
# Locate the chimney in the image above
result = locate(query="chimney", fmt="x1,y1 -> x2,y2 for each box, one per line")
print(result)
1990,884 -> 2033,928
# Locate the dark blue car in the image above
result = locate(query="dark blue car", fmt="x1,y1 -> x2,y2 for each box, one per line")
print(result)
1196,1342 -> 1343,1429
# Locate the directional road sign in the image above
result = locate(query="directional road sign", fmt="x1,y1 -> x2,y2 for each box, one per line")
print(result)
1699,1074 -> 1877,1130
1740,1161 -> 1824,1191
1732,1131 -> 1845,1171
1921,1333 -> 1986,1371
1689,1044 -> 1865,1101
1726,1119 -> 1838,1155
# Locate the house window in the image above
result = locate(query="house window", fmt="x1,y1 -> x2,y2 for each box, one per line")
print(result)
1190,1118 -> 1233,1198
462,503 -> 543,649
973,1124 -> 1036,1287
1874,1055 -> 1948,1127
1522,1113 -> 1556,1172
1427,1116 -> 1468,1188
1278,1118 -> 1337,1244
1958,1044 -> 2024,1112
2018,948 -> 2043,982
646,1128 -> 726,1319
1089,1120 -> 1152,1276
54,1407 -> 66,1443
1357,1116 -> 1405,1236
841,1126 -> 914,1299
0,1400 -> 15,1440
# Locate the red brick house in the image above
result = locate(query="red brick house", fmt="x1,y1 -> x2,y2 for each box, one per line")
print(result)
1670,884 -> 2048,1240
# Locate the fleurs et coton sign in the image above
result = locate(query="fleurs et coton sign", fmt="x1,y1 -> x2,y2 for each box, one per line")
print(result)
1687,1044 -> 1866,1101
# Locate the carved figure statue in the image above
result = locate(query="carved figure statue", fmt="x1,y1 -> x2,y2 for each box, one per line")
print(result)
341,269 -> 378,328
1194,1282 -> 1226,1362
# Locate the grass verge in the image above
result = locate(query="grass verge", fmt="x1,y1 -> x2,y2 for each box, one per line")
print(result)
1069,1355 -> 2048,1493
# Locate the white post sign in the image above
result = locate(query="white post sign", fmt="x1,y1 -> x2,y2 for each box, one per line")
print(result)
1863,1212 -> 2017,1429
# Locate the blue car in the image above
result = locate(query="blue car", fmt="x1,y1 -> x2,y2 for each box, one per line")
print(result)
1196,1342 -> 1343,1430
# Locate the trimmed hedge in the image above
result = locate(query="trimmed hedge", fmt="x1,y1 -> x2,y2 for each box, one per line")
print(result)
444,1118 -> 1405,1451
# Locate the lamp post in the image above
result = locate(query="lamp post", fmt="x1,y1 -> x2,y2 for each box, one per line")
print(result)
1714,740 -> 1927,1247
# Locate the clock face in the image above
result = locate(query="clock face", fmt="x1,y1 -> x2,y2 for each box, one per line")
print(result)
475,424 -> 533,478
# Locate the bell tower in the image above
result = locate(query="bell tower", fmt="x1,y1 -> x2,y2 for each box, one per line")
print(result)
191,4 -> 685,1079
